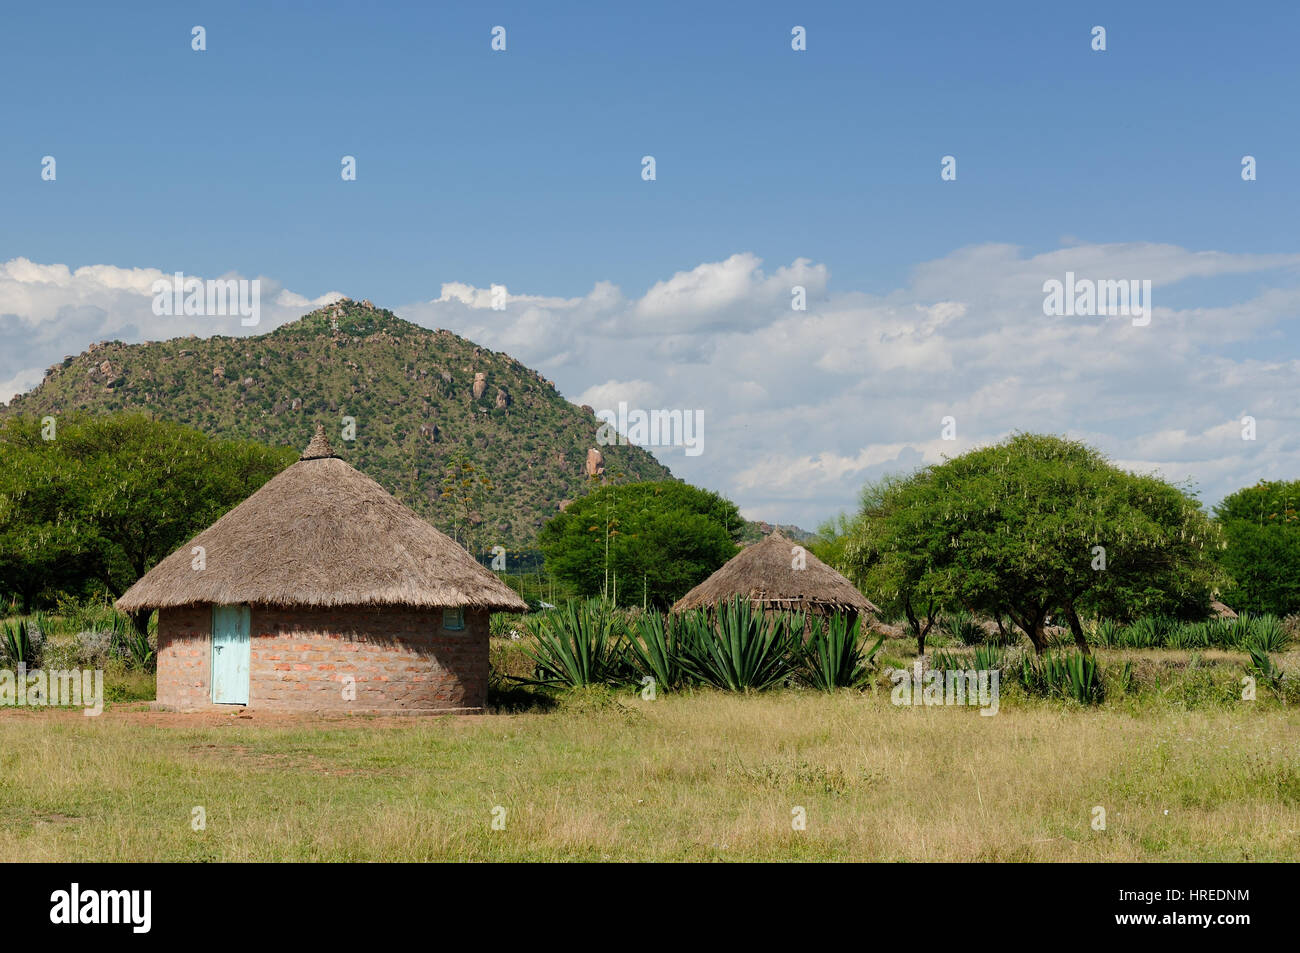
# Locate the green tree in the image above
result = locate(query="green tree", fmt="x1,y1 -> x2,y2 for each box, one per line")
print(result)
809,511 -> 855,572
537,480 -> 742,609
842,434 -> 1222,654
0,436 -> 92,613
842,473 -> 948,652
0,414 -> 296,626
1215,480 -> 1300,616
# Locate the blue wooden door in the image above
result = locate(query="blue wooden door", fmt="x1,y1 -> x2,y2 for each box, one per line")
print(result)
211,605 -> 251,704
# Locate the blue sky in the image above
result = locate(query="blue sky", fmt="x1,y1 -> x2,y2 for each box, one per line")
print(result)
2,1 -> 1298,527
5,1 -> 1297,299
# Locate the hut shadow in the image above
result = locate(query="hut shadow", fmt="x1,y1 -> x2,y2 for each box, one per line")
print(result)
487,682 -> 558,714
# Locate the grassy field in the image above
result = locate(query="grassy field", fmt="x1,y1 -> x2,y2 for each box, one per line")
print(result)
2,659 -> 1297,861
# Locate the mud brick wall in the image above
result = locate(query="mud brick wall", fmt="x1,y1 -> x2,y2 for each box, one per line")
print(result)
155,605 -> 490,712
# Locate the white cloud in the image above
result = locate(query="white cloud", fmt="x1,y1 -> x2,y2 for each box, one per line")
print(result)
0,367 -> 44,404
630,253 -> 828,332
573,379 -> 662,411
3,243 -> 1297,529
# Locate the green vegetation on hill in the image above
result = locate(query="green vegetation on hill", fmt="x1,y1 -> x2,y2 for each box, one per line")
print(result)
1,299 -> 673,547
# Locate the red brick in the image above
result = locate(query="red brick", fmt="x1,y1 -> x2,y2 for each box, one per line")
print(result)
155,606 -> 490,713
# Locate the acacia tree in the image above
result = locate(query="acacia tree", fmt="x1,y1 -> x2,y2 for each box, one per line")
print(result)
843,434 -> 1222,654
842,474 -> 946,653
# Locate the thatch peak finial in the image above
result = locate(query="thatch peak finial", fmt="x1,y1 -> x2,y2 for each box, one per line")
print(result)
300,424 -> 337,460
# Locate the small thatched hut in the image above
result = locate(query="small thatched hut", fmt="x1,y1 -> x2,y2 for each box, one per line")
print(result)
1210,600 -> 1238,620
671,531 -> 879,628
117,426 -> 526,713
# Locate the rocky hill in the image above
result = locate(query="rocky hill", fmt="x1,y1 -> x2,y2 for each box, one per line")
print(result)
2,299 -> 674,547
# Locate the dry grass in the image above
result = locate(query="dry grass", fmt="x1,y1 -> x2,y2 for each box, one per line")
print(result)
1,685 -> 1296,861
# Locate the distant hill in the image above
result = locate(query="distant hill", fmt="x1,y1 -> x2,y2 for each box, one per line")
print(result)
738,522 -> 816,544
2,299 -> 673,547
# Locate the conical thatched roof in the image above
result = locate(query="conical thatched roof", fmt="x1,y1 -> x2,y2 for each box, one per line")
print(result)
1210,600 -> 1238,620
117,426 -> 527,613
671,531 -> 879,615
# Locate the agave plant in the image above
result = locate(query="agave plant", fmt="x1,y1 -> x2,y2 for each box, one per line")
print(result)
930,648 -> 966,672
986,618 -> 1021,647
1246,645 -> 1282,684
1242,642 -> 1274,681
677,598 -> 799,692
1019,650 -> 1104,704
624,610 -> 688,691
1116,659 -> 1134,695
97,613 -> 155,671
519,599 -> 628,688
1122,616 -> 1169,649
1090,618 -> 1122,648
1167,621 -> 1209,650
1223,613 -> 1256,649
932,643 -> 1006,677
944,610 -> 985,646
1245,615 -> 1289,654
1,620 -> 40,666
971,643 -> 1006,673
1200,617 -> 1232,648
1063,651 -> 1104,703
120,623 -> 156,672
798,614 -> 884,691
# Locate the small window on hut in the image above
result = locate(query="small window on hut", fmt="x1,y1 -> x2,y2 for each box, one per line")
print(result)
442,607 -> 465,631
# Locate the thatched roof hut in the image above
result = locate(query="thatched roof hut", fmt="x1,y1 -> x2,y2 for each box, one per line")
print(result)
671,530 -> 879,620
118,425 -> 526,613
118,426 -> 525,713
1210,600 -> 1238,620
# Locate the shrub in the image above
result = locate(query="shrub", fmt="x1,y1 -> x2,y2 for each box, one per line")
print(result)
75,629 -> 115,666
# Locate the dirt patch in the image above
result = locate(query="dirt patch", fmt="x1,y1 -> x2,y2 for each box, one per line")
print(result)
32,812 -> 81,827
184,742 -> 363,776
